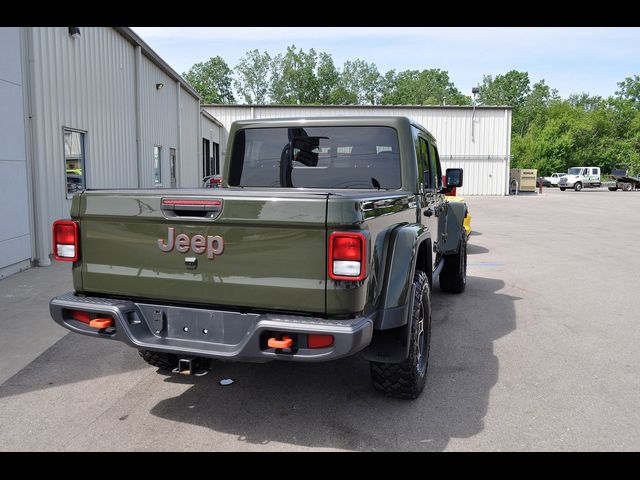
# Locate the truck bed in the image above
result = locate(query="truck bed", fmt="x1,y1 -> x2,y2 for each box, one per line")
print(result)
72,187 -> 415,316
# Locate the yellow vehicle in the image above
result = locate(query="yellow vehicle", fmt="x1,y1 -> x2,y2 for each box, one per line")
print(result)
446,196 -> 471,237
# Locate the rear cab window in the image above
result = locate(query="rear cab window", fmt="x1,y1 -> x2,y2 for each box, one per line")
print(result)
228,126 -> 401,189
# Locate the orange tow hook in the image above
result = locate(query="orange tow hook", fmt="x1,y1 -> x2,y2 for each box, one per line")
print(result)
72,311 -> 113,329
267,336 -> 293,349
89,317 -> 113,329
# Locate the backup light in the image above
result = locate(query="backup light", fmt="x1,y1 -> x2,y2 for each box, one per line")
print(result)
53,220 -> 79,262
328,232 -> 366,281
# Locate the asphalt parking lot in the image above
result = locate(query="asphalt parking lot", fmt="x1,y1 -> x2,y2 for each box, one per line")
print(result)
1,187 -> 639,451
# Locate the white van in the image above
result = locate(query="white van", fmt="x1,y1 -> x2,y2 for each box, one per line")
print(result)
558,167 -> 601,191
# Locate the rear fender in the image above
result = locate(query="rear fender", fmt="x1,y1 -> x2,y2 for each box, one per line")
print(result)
361,224 -> 431,363
443,201 -> 467,254
380,224 -> 430,315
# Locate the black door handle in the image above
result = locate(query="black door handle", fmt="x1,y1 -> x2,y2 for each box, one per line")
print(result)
424,208 -> 433,218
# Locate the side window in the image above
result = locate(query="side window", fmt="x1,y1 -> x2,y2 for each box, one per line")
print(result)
63,129 -> 86,199
419,137 -> 432,189
414,134 -> 424,187
592,168 -> 598,175
429,143 -> 442,190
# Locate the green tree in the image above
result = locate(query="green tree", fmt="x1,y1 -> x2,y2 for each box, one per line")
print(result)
511,101 -> 580,175
478,71 -> 561,136
381,69 -> 469,105
336,60 -> 382,105
511,93 -> 640,177
183,56 -> 235,104
234,49 -> 272,104
478,70 -> 531,108
516,80 -> 560,135
615,75 -> 640,107
316,52 -> 340,104
270,45 -> 322,104
567,92 -> 605,111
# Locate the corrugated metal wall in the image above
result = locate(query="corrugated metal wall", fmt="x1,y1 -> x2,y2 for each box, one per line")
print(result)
26,27 -> 202,265
200,113 -> 223,182
0,27 -> 31,276
201,115 -> 222,146
440,156 -> 508,196
205,105 -> 512,196
28,27 -> 139,265
179,89 -> 200,187
139,54 -> 178,187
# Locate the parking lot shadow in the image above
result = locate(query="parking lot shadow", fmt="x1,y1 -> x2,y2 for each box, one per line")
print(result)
0,334 -> 146,400
150,275 -> 518,451
467,244 -> 489,255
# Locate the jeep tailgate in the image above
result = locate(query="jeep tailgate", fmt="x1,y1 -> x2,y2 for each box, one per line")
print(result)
76,189 -> 328,314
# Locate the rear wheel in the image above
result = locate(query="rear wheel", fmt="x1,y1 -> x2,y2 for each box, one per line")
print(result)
623,183 -> 633,191
574,182 -> 583,191
138,350 -> 179,371
439,236 -> 467,294
370,270 -> 431,399
608,186 -> 619,191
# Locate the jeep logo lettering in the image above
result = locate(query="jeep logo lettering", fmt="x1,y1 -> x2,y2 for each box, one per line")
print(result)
158,227 -> 224,259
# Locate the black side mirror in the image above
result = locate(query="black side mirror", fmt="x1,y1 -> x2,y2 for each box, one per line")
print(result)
446,168 -> 463,188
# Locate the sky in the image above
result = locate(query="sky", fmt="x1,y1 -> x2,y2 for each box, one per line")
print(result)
132,27 -> 640,100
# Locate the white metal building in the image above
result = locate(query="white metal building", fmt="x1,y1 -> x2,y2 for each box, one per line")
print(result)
0,27 -> 222,278
205,104 -> 512,197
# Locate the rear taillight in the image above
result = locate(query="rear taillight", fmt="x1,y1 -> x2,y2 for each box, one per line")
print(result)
328,232 -> 366,281
53,220 -> 79,262
206,176 -> 222,188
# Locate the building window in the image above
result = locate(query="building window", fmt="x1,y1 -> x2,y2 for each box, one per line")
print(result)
213,141 -> 220,175
170,148 -> 177,188
203,139 -> 211,177
153,146 -> 162,185
64,129 -> 86,199
203,140 -> 221,178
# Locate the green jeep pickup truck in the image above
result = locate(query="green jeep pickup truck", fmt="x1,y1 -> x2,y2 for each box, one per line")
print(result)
50,116 -> 467,399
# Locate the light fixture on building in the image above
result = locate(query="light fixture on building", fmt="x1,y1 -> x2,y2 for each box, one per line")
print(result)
156,83 -> 164,90
68,27 -> 81,39
471,86 -> 480,142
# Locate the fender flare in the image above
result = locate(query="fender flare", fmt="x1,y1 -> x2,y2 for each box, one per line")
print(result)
380,223 -> 431,314
361,223 -> 432,364
443,201 -> 467,255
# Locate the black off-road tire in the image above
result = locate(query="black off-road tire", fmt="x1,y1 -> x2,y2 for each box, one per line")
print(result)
439,236 -> 467,294
560,187 -> 566,191
370,270 -> 431,399
574,182 -> 582,191
608,186 -> 618,191
138,350 -> 179,371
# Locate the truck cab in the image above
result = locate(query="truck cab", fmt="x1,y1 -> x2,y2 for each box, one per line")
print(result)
559,166 -> 601,191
